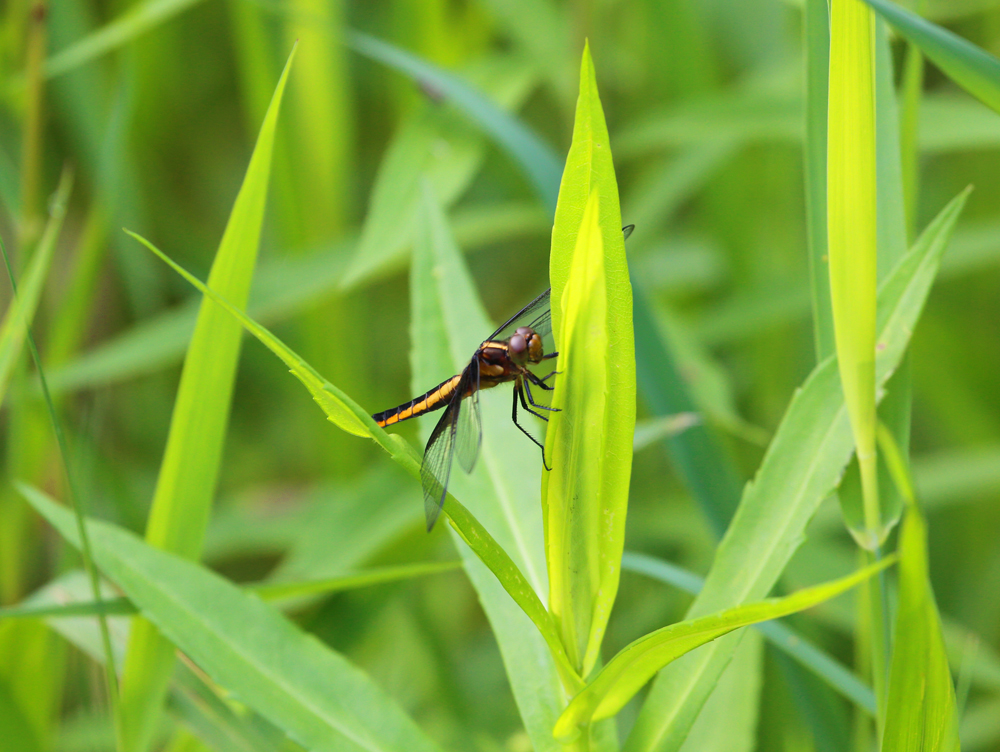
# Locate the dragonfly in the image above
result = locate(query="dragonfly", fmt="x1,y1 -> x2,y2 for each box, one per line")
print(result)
374,225 -> 635,531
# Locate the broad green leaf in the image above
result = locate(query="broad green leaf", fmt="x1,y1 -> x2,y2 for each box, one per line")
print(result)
545,43 -> 635,678
23,571 -> 287,752
409,183 -> 578,748
44,0 -> 207,79
347,31 -> 561,209
877,428 -> 962,752
625,189 -> 969,752
0,169 -> 72,407
864,0 -> 1000,115
556,559 -> 892,738
341,58 -> 535,288
828,0 -> 880,547
20,487 -> 444,752
118,46 -> 295,752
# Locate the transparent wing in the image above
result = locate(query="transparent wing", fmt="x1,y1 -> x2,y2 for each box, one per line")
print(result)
421,393 -> 461,531
454,359 -> 482,473
488,288 -> 551,342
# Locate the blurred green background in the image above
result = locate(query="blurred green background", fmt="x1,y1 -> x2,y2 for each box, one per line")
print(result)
3,0 -> 1000,750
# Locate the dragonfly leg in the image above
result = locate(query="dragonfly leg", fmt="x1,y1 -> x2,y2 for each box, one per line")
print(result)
526,369 -> 558,392
522,376 -> 559,414
512,384 -> 552,470
542,351 -> 559,360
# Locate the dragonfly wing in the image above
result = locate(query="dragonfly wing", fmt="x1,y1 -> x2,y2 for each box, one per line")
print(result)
421,394 -> 461,531
488,288 -> 551,342
454,360 -> 482,473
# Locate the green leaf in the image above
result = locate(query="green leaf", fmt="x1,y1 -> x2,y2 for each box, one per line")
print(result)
0,169 -> 72,407
828,0 -> 880,546
118,45 -> 295,752
347,31 -> 562,210
863,0 -> 1000,115
545,43 -> 635,678
877,428 -> 962,752
556,559 -> 892,738
408,183 -> 577,748
624,188 -> 969,752
129,216 -> 580,709
44,0 -> 207,80
340,58 -> 535,289
20,486 -> 445,752
622,552 -> 877,715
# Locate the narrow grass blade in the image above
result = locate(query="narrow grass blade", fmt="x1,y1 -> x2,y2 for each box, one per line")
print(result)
0,562 -> 461,619
877,427 -> 961,751
624,188 -> 969,752
44,0 -> 206,80
863,0 -> 1000,114
632,282 -> 741,536
828,0 -> 880,547
0,171 -> 72,407
118,45 -> 295,752
622,552 -> 877,715
557,559 -> 892,738
804,0 -> 834,361
545,44 -> 635,679
347,31 -> 562,210
127,230 -> 580,701
20,486 -> 445,752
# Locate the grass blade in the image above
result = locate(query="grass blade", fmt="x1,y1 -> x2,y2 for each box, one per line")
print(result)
624,188 -> 969,752
877,426 -> 961,751
557,559 -> 892,738
0,171 -> 72,407
44,0 -> 206,80
863,0 -> 1000,114
20,486 -> 446,752
117,45 -> 295,752
347,31 -> 562,210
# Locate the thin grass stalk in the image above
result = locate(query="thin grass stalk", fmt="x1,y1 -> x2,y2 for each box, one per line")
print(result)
0,175 -> 123,751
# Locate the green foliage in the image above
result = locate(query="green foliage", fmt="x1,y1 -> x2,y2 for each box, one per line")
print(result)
2,2 -> 997,751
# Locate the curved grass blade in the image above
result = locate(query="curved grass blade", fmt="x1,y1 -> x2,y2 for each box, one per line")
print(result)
347,31 -> 562,210
127,230 -> 580,697
43,0 -> 206,80
863,0 -> 1000,114
625,188 -> 970,752
0,170 -> 72,407
556,559 -> 893,739
20,486 -> 446,752
622,553 -> 877,715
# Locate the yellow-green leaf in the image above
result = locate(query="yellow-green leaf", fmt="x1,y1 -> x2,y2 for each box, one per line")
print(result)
828,0 -> 881,546
555,558 -> 893,739
544,42 -> 635,679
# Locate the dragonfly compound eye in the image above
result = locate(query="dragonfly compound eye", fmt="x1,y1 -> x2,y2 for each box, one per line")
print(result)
509,334 -> 527,354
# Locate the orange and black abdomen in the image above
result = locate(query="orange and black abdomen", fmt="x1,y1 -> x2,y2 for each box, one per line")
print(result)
373,374 -> 463,427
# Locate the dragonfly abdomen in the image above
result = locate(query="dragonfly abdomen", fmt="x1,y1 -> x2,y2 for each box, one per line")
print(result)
373,373 -> 463,427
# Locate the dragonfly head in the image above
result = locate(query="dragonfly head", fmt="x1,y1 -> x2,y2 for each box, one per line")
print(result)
509,326 -> 545,365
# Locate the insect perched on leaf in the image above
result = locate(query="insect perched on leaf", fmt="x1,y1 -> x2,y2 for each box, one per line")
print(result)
374,224 -> 635,530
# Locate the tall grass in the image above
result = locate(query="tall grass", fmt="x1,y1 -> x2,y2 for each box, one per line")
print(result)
2,1 -> 1000,751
